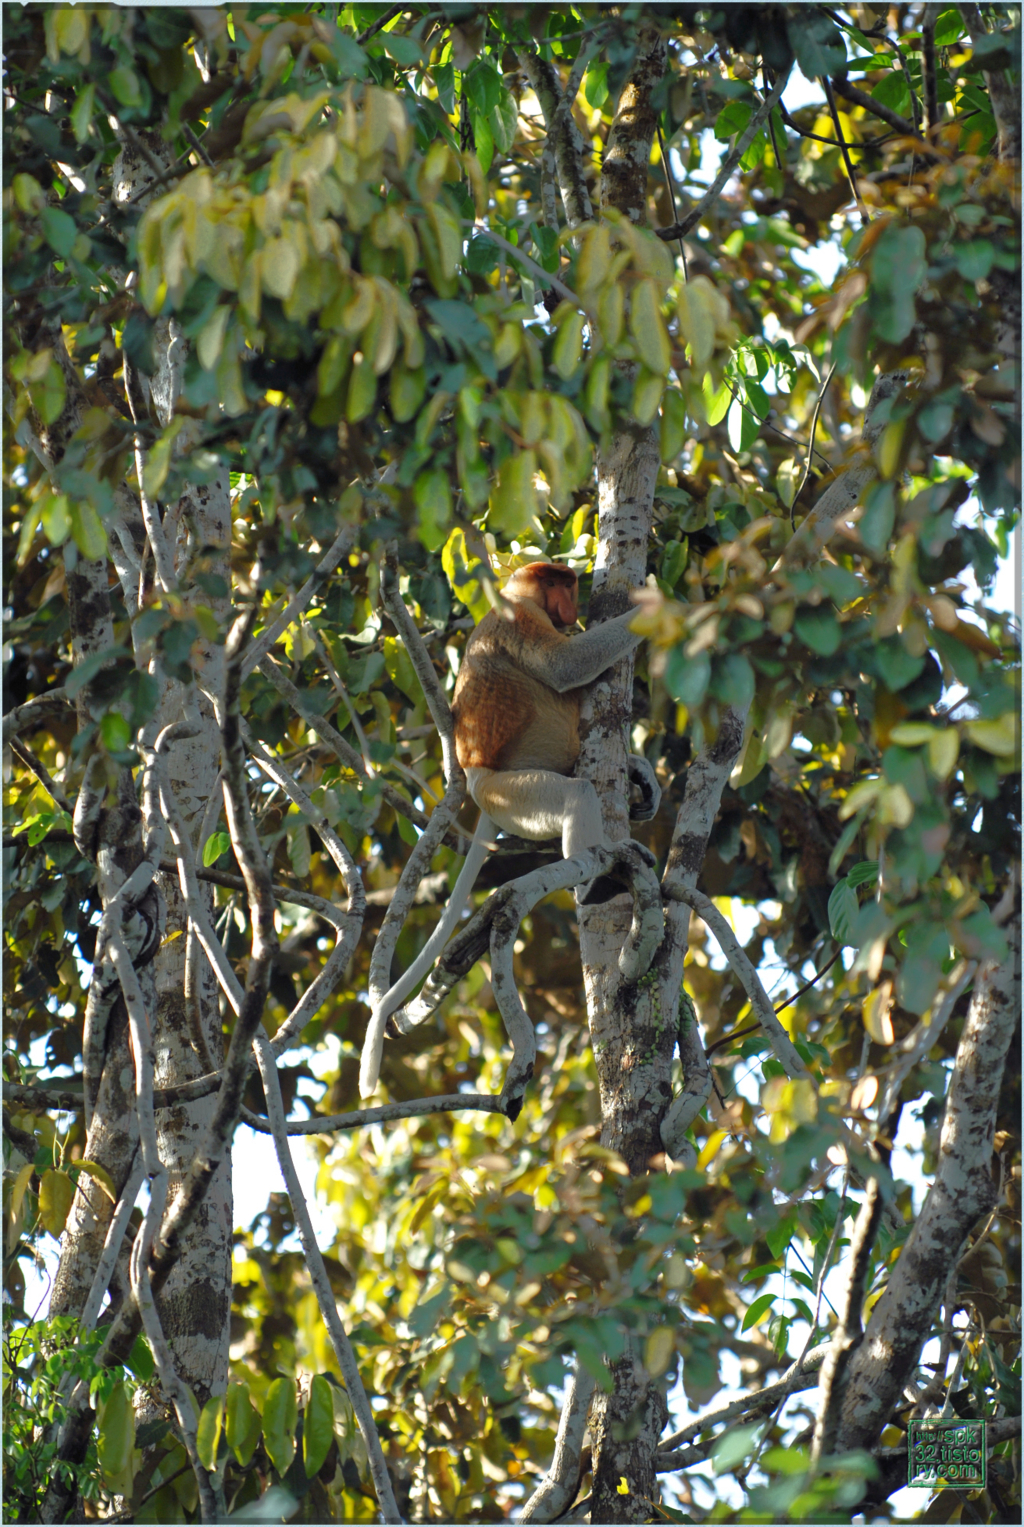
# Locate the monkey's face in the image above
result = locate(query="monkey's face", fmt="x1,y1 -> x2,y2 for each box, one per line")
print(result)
510,563 -> 579,629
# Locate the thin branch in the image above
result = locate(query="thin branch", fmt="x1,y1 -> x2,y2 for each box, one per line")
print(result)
657,70 -> 791,243
830,70 -> 915,136
821,74 -> 868,222
742,1170 -> 849,1482
240,522 -> 356,679
2,688 -> 71,746
663,886 -> 809,1080
656,124 -> 688,277
811,1173 -> 883,1465
180,120 -> 214,168
74,1151 -> 144,1339
462,220 -> 583,306
8,735 -> 72,814
237,1091 -> 510,1136
111,920 -> 218,1523
521,1358 -> 596,1521
658,1346 -> 828,1454
357,4 -> 401,44
252,1033 -> 402,1522
792,361 -> 837,523
876,960 -> 976,1121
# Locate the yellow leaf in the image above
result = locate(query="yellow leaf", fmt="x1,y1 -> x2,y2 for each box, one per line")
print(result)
597,281 -> 624,346
838,776 -> 882,820
197,305 -> 231,372
630,279 -> 670,373
863,980 -> 895,1045
889,722 -> 936,746
75,1158 -> 117,1202
6,1162 -> 35,1254
552,309 -> 585,380
632,367 -> 664,426
696,1130 -> 727,1170
928,728 -> 960,780
876,418 -> 905,479
616,1477 -> 630,1495
878,782 -> 914,827
38,1168 -> 76,1237
678,277 -> 724,368
261,235 -> 300,300
966,714 -> 1018,757
644,1327 -> 676,1379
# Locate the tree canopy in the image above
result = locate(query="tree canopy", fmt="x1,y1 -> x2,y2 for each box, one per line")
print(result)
2,4 -> 1020,1525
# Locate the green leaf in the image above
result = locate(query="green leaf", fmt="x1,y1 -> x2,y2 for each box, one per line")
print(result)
383,34 -> 422,68
109,66 -> 143,107
788,11 -> 847,77
871,224 -> 926,343
793,606 -> 841,656
197,1395 -> 224,1471
382,635 -> 421,706
847,860 -> 879,889
414,467 -> 453,552
303,1374 -> 335,1478
126,1334 -> 155,1383
954,240 -> 995,281
660,386 -> 687,464
41,206 -> 77,258
100,712 -> 131,752
584,59 -> 610,110
714,100 -> 752,141
741,1292 -> 776,1332
934,8 -> 964,45
472,107 -> 494,175
816,562 -> 863,607
663,647 -> 710,708
434,60 -> 455,116
766,1215 -> 797,1259
38,1168 -> 75,1235
202,831 -> 231,867
828,879 -> 859,946
41,491 -> 72,546
713,1421 -> 764,1475
97,1381 -> 135,1485
262,1377 -> 298,1476
226,1380 -> 262,1467
859,481 -> 894,554
70,83 -> 96,144
491,88 -> 518,154
69,499 -> 108,561
873,636 -> 925,692
711,652 -> 755,709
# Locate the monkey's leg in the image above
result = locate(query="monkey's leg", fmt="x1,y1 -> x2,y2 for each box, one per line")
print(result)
466,767 -> 605,858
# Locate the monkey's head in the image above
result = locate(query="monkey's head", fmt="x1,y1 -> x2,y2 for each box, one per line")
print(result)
505,562 -> 579,629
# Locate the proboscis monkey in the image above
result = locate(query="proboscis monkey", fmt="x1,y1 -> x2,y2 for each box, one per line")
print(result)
359,562 -> 660,1097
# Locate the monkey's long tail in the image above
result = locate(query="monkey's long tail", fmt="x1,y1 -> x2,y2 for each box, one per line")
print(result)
358,813 -> 495,1098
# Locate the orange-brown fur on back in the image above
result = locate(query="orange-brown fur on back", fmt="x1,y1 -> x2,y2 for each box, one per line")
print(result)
452,564 -> 582,774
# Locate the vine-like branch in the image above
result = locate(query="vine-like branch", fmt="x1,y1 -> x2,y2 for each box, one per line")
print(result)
656,70 -> 791,243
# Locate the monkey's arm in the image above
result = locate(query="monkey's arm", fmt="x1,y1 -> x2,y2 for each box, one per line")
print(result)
520,609 -> 641,694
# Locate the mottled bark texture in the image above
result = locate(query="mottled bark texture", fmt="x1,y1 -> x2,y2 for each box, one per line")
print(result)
579,23 -> 676,1520
47,134 -> 234,1425
599,26 -> 667,224
518,48 -> 594,228
833,911 -> 1020,1458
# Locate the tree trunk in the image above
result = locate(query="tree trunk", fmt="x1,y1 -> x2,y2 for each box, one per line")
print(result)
49,136 -> 234,1414
579,26 -> 676,1521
